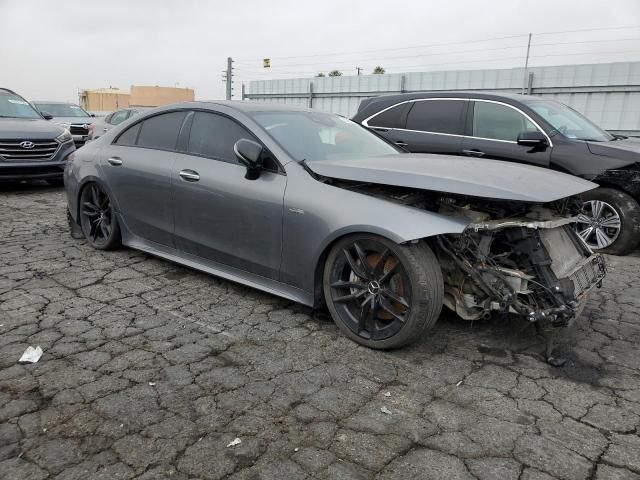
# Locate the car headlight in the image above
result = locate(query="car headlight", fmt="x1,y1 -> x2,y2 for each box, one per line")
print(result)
56,129 -> 73,144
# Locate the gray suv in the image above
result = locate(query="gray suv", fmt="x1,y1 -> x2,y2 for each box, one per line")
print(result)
0,88 -> 75,185
32,101 -> 95,148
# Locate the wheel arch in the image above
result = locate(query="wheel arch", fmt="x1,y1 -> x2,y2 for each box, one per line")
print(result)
312,226 -> 432,308
73,176 -> 119,221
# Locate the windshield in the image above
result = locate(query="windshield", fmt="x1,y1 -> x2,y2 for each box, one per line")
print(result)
252,111 -> 399,162
0,91 -> 42,119
523,99 -> 613,142
34,103 -> 91,118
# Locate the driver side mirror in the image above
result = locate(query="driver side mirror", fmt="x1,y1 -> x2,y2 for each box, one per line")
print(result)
41,111 -> 54,120
517,131 -> 548,147
234,139 -> 263,180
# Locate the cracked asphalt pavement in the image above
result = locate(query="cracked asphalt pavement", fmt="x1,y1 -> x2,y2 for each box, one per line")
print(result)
1,183 -> 639,480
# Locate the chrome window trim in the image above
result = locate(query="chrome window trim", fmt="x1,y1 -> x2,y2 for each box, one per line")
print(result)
362,97 -> 553,147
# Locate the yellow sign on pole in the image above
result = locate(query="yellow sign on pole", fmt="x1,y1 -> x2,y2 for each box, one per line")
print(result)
263,58 -> 271,68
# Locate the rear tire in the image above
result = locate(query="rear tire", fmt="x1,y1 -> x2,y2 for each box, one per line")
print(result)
79,183 -> 121,250
323,234 -> 443,349
578,187 -> 640,255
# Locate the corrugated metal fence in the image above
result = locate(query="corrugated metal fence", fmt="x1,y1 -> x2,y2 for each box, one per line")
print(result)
244,62 -> 640,135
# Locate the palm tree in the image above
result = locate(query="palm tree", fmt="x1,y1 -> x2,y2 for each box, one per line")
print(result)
328,70 -> 343,77
373,66 -> 385,74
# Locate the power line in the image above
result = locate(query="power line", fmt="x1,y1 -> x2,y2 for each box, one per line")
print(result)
235,25 -> 640,64
236,37 -> 640,71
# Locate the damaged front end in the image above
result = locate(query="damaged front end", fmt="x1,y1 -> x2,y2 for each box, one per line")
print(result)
435,200 -> 606,326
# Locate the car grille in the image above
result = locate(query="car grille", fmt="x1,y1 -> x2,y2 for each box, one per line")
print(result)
70,124 -> 89,135
0,140 -> 59,161
568,255 -> 606,298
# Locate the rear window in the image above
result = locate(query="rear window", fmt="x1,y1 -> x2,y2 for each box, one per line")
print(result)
136,111 -> 187,150
368,103 -> 408,128
115,123 -> 140,146
405,100 -> 466,134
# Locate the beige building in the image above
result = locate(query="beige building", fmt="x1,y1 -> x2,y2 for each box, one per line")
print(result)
79,87 -> 130,112
80,85 -> 195,113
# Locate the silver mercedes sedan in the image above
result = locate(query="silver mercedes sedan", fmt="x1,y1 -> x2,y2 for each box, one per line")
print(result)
65,102 -> 605,351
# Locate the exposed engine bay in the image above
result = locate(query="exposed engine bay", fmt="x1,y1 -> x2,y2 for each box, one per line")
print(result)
335,180 -> 607,326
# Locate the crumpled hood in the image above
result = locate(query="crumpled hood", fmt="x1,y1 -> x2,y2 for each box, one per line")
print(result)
586,138 -> 640,165
0,117 -> 65,139
308,153 -> 597,203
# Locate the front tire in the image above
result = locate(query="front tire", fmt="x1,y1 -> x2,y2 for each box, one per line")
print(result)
323,234 -> 443,349
577,188 -> 640,255
79,183 -> 121,250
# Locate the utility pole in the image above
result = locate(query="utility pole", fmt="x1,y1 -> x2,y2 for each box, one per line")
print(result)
356,66 -> 362,76
225,57 -> 234,100
522,33 -> 532,94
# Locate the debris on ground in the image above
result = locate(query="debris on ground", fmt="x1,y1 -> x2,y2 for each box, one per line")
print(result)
384,391 -> 391,397
19,346 -> 43,363
227,438 -> 242,447
380,406 -> 392,415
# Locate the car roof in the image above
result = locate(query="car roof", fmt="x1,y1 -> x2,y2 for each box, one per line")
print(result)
352,91 -> 542,119
32,101 -> 81,105
152,100 -> 317,115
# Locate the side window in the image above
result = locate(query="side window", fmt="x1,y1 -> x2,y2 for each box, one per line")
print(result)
137,111 -> 187,151
104,113 -> 114,124
114,123 -> 141,146
109,110 -> 129,125
473,102 -> 538,141
187,112 -> 254,163
368,103 -> 409,128
405,100 -> 466,134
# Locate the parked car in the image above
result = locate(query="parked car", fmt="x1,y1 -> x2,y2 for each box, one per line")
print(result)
0,88 -> 75,185
32,101 -> 95,148
87,107 -> 150,141
352,92 -> 640,255
65,102 -> 605,351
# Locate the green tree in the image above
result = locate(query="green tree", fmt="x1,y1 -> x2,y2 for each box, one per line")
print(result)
328,70 -> 343,77
315,72 -> 325,77
373,66 -> 385,74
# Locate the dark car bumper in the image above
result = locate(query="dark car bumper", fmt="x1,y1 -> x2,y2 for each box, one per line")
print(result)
0,141 -> 75,182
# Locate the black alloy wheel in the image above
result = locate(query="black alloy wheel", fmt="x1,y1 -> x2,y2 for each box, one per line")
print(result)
79,183 -> 121,250
323,234 -> 443,349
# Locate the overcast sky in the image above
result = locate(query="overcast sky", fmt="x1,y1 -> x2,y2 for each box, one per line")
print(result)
1,0 -> 639,103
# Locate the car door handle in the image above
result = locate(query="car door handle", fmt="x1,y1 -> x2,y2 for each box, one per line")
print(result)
462,149 -> 485,157
103,128 -> 108,132
107,157 -> 123,166
179,169 -> 200,182
395,141 -> 408,147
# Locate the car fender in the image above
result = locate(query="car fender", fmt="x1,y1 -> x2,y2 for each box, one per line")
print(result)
279,163 -> 469,298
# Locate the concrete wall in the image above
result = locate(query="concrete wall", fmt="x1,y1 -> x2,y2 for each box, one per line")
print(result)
245,62 -> 640,135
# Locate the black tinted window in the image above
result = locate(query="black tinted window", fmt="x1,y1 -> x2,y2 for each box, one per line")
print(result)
115,123 -> 141,146
368,103 -> 407,128
137,111 -> 186,150
405,100 -> 465,134
473,102 -> 537,141
188,112 -> 253,163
